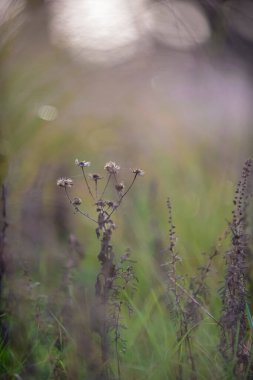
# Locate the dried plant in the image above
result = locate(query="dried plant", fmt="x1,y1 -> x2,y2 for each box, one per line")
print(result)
163,197 -> 224,380
187,227 -> 229,326
57,159 -> 143,379
108,250 -> 138,379
0,185 -> 7,296
162,198 -> 197,380
0,184 -> 8,346
219,158 -> 253,376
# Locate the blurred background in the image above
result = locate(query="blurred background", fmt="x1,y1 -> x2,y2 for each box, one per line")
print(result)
1,0 -> 252,258
0,0 -> 253,378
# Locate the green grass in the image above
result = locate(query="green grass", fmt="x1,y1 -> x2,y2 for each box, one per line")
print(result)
1,136 -> 250,379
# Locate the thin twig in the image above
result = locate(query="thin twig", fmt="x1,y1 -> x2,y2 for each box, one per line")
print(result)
100,174 -> 111,200
76,208 -> 98,224
81,167 -> 95,201
0,184 -> 7,288
106,174 -> 138,221
168,276 -> 221,327
115,304 -> 121,380
120,173 -> 137,203
95,180 -> 98,201
64,188 -> 97,223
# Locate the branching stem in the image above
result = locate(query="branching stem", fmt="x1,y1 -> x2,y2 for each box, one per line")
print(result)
81,167 -> 95,201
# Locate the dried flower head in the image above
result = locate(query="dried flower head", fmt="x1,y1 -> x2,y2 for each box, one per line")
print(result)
106,201 -> 119,209
89,173 -> 103,181
75,159 -> 91,168
72,197 -> 82,206
57,177 -> 74,188
131,168 -> 145,176
96,200 -> 107,207
104,161 -> 120,174
115,183 -> 125,192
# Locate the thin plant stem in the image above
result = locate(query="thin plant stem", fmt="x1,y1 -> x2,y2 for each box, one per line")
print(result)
114,304 -> 121,380
106,174 -> 138,220
95,180 -> 98,201
64,188 -> 97,223
64,187 -> 72,204
113,173 -> 121,201
81,167 -> 95,201
120,173 -> 137,203
76,208 -> 97,224
0,184 -> 7,338
168,276 -> 221,326
193,227 -> 229,299
185,331 -> 197,380
113,172 -> 119,185
0,184 -> 8,274
100,174 -> 111,199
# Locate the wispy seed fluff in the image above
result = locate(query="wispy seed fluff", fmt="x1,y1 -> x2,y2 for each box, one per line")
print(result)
131,168 -> 145,176
104,161 -> 120,174
57,177 -> 73,188
75,159 -> 91,168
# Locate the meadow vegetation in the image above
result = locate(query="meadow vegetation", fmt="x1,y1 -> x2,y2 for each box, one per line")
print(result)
0,145 -> 253,379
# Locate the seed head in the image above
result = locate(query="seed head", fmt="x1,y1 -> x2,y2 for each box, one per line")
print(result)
89,173 -> 103,181
106,201 -> 119,209
131,168 -> 145,176
96,200 -> 107,207
72,197 -> 82,206
115,183 -> 125,192
104,161 -> 120,174
75,159 -> 91,168
57,177 -> 74,188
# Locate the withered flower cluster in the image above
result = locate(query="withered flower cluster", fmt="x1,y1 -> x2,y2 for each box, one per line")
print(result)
57,159 -> 144,230
57,159 -> 143,377
163,197 -> 223,379
219,158 -> 253,373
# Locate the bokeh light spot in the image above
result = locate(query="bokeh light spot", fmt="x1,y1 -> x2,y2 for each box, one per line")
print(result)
144,1 -> 210,50
38,105 -> 58,121
49,0 -> 141,64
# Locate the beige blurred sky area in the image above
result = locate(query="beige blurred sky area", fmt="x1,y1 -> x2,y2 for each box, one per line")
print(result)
2,0 -> 253,153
